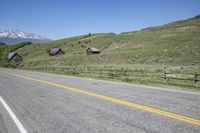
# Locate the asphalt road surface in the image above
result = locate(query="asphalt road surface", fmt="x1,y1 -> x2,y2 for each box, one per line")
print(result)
0,68 -> 200,133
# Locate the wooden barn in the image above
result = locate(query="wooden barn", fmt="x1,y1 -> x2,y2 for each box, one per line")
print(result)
8,52 -> 23,63
49,48 -> 65,56
86,47 -> 100,55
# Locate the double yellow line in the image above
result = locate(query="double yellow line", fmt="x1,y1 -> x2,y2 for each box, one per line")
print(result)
4,72 -> 200,126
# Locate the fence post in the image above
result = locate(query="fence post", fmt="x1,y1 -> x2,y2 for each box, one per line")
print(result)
164,72 -> 167,83
52,66 -> 55,72
110,70 -> 114,79
100,69 -> 102,78
194,72 -> 198,86
87,67 -> 90,75
141,70 -> 144,80
123,69 -> 126,77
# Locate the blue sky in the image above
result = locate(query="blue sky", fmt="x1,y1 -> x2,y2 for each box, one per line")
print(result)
1,0 -> 200,40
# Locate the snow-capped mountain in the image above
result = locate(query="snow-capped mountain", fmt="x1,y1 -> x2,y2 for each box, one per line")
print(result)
0,30 -> 52,45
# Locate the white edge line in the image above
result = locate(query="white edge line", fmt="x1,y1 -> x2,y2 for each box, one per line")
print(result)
0,96 -> 28,133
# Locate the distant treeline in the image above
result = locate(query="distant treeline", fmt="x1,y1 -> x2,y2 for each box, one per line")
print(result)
0,42 -> 6,46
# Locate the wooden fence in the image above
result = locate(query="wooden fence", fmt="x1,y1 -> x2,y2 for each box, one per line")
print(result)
28,67 -> 200,88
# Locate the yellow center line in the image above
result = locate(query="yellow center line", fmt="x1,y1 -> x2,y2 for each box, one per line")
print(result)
4,72 -> 200,126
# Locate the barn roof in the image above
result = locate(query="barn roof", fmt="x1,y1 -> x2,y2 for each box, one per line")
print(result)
8,52 -> 17,60
49,48 -> 62,54
87,47 -> 100,52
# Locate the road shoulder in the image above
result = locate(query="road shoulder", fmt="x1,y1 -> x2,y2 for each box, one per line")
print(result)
0,97 -> 20,133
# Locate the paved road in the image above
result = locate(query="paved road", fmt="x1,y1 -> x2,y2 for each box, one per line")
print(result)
0,68 -> 200,133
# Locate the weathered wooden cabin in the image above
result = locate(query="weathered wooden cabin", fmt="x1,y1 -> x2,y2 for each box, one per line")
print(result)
86,47 -> 100,55
8,52 -> 23,63
49,48 -> 65,56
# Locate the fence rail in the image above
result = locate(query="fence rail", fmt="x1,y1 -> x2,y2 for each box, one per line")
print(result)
26,67 -> 200,88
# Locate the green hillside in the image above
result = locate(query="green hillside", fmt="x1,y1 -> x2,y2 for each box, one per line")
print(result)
14,15 -> 200,70
1,15 -> 200,90
0,45 -> 6,65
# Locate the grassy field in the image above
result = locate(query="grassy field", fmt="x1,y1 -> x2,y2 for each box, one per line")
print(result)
0,45 -> 6,66
1,15 -> 200,90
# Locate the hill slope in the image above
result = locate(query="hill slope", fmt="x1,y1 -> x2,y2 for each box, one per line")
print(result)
14,15 -> 200,70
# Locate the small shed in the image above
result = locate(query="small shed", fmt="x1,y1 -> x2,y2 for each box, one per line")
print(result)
86,47 -> 100,55
8,52 -> 23,63
49,48 -> 65,56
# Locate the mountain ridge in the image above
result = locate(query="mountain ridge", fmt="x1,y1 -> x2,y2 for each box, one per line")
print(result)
0,30 -> 52,45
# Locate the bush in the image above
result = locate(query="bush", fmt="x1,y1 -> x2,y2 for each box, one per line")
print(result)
194,15 -> 200,19
46,48 -> 50,53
